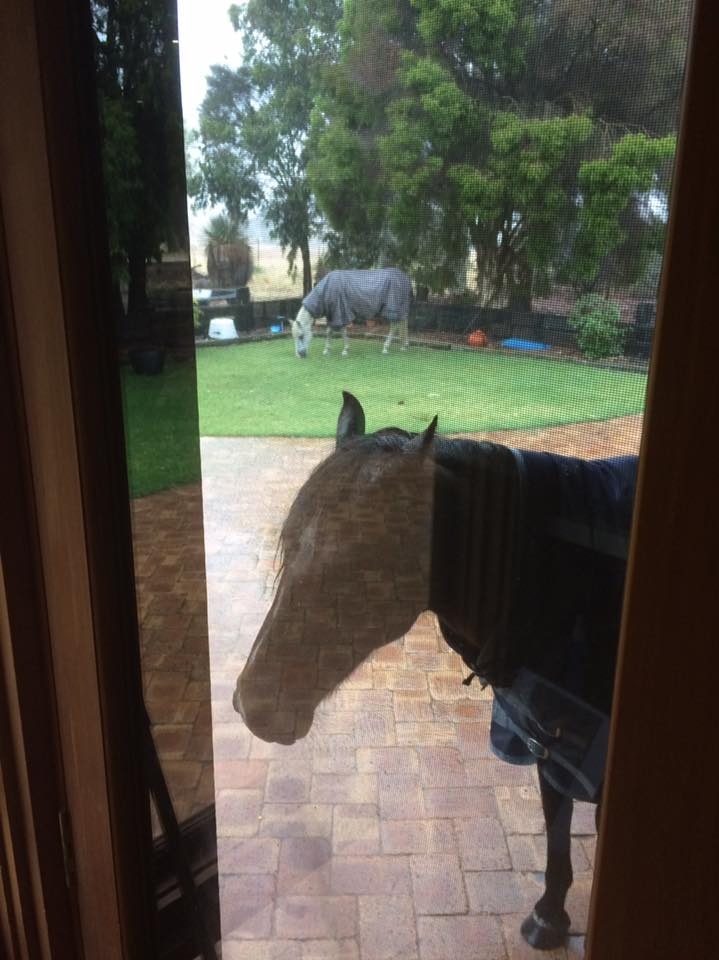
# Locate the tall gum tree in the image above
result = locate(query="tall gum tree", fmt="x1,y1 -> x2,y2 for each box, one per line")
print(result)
189,1 -> 344,294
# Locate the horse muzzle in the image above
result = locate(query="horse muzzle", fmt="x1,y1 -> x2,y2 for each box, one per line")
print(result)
233,679 -> 313,745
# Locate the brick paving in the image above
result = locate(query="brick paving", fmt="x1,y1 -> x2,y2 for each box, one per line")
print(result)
133,414 -> 642,959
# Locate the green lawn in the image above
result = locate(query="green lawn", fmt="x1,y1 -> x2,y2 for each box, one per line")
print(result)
196,337 -> 647,436
122,339 -> 646,497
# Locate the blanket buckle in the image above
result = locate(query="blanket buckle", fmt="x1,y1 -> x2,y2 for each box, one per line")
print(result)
526,737 -> 549,760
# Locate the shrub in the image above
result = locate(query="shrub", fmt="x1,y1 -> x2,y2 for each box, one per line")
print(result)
569,294 -> 625,359
193,301 -> 205,335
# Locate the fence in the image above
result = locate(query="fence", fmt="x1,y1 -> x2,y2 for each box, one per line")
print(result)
410,303 -> 578,348
197,295 -> 302,336
410,301 -> 653,359
197,294 -> 655,361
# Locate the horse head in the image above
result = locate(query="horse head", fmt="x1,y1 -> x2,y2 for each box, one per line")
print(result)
233,391 -> 438,744
292,305 -> 314,358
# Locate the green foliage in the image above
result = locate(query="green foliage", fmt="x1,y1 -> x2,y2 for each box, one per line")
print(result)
93,0 -> 188,312
308,114 -> 387,257
204,215 -> 253,288
188,0 -> 689,305
204,214 -> 248,247
309,0 -> 689,305
193,301 -> 205,333
187,65 -> 261,222
572,133 -> 676,285
189,1 -> 344,293
569,294 -> 626,359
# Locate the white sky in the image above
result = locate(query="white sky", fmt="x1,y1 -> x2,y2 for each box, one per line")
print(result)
177,0 -> 244,127
176,1 -> 245,254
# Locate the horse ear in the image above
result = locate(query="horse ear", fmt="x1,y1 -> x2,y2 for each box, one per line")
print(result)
408,415 -> 438,454
336,391 -> 366,447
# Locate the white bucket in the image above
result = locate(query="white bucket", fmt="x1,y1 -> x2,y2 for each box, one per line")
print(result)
208,316 -> 238,340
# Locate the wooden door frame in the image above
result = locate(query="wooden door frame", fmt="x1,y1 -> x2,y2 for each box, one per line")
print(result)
0,0 -> 153,956
1,0 -> 717,957
587,2 -> 719,955
0,214 -> 81,959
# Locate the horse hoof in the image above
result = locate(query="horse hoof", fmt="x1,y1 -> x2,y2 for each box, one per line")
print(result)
341,351 -> 348,357
382,348 -> 389,355
520,910 -> 570,951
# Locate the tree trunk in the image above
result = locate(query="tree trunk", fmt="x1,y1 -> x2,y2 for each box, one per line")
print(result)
111,279 -> 126,338
300,237 -> 312,295
127,247 -> 148,317
507,256 -> 533,312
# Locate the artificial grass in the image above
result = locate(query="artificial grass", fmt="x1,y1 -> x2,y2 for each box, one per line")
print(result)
196,337 -> 647,438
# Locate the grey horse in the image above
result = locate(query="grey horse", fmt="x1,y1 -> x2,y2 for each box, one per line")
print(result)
291,267 -> 412,357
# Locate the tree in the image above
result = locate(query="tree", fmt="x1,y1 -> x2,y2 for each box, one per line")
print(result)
189,1 -> 344,294
310,0 -> 689,305
93,0 -> 188,316
185,66 -> 261,224
571,132 -> 677,290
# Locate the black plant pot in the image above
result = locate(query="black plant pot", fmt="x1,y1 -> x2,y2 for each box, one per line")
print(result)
129,347 -> 166,375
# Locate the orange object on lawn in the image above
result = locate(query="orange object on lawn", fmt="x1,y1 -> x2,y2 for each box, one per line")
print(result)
468,329 -> 488,348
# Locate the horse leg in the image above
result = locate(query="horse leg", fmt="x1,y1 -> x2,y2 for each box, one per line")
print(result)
323,325 -> 331,356
382,321 -> 395,354
341,326 -> 349,357
520,774 -> 573,950
399,316 -> 409,350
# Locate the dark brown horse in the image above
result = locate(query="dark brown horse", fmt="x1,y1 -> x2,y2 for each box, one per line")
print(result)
233,391 -> 637,950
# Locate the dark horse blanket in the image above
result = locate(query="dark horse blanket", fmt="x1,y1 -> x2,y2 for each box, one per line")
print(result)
302,268 -> 412,329
439,451 -> 638,802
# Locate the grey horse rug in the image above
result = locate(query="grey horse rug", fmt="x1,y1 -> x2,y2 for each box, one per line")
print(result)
438,450 -> 638,802
302,268 -> 412,329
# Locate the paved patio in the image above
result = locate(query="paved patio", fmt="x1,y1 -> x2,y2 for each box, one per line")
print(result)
134,414 -> 642,960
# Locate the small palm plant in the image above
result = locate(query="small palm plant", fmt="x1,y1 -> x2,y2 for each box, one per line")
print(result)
204,215 -> 253,288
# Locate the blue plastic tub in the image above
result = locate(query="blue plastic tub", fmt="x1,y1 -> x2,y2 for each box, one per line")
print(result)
501,338 -> 549,351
